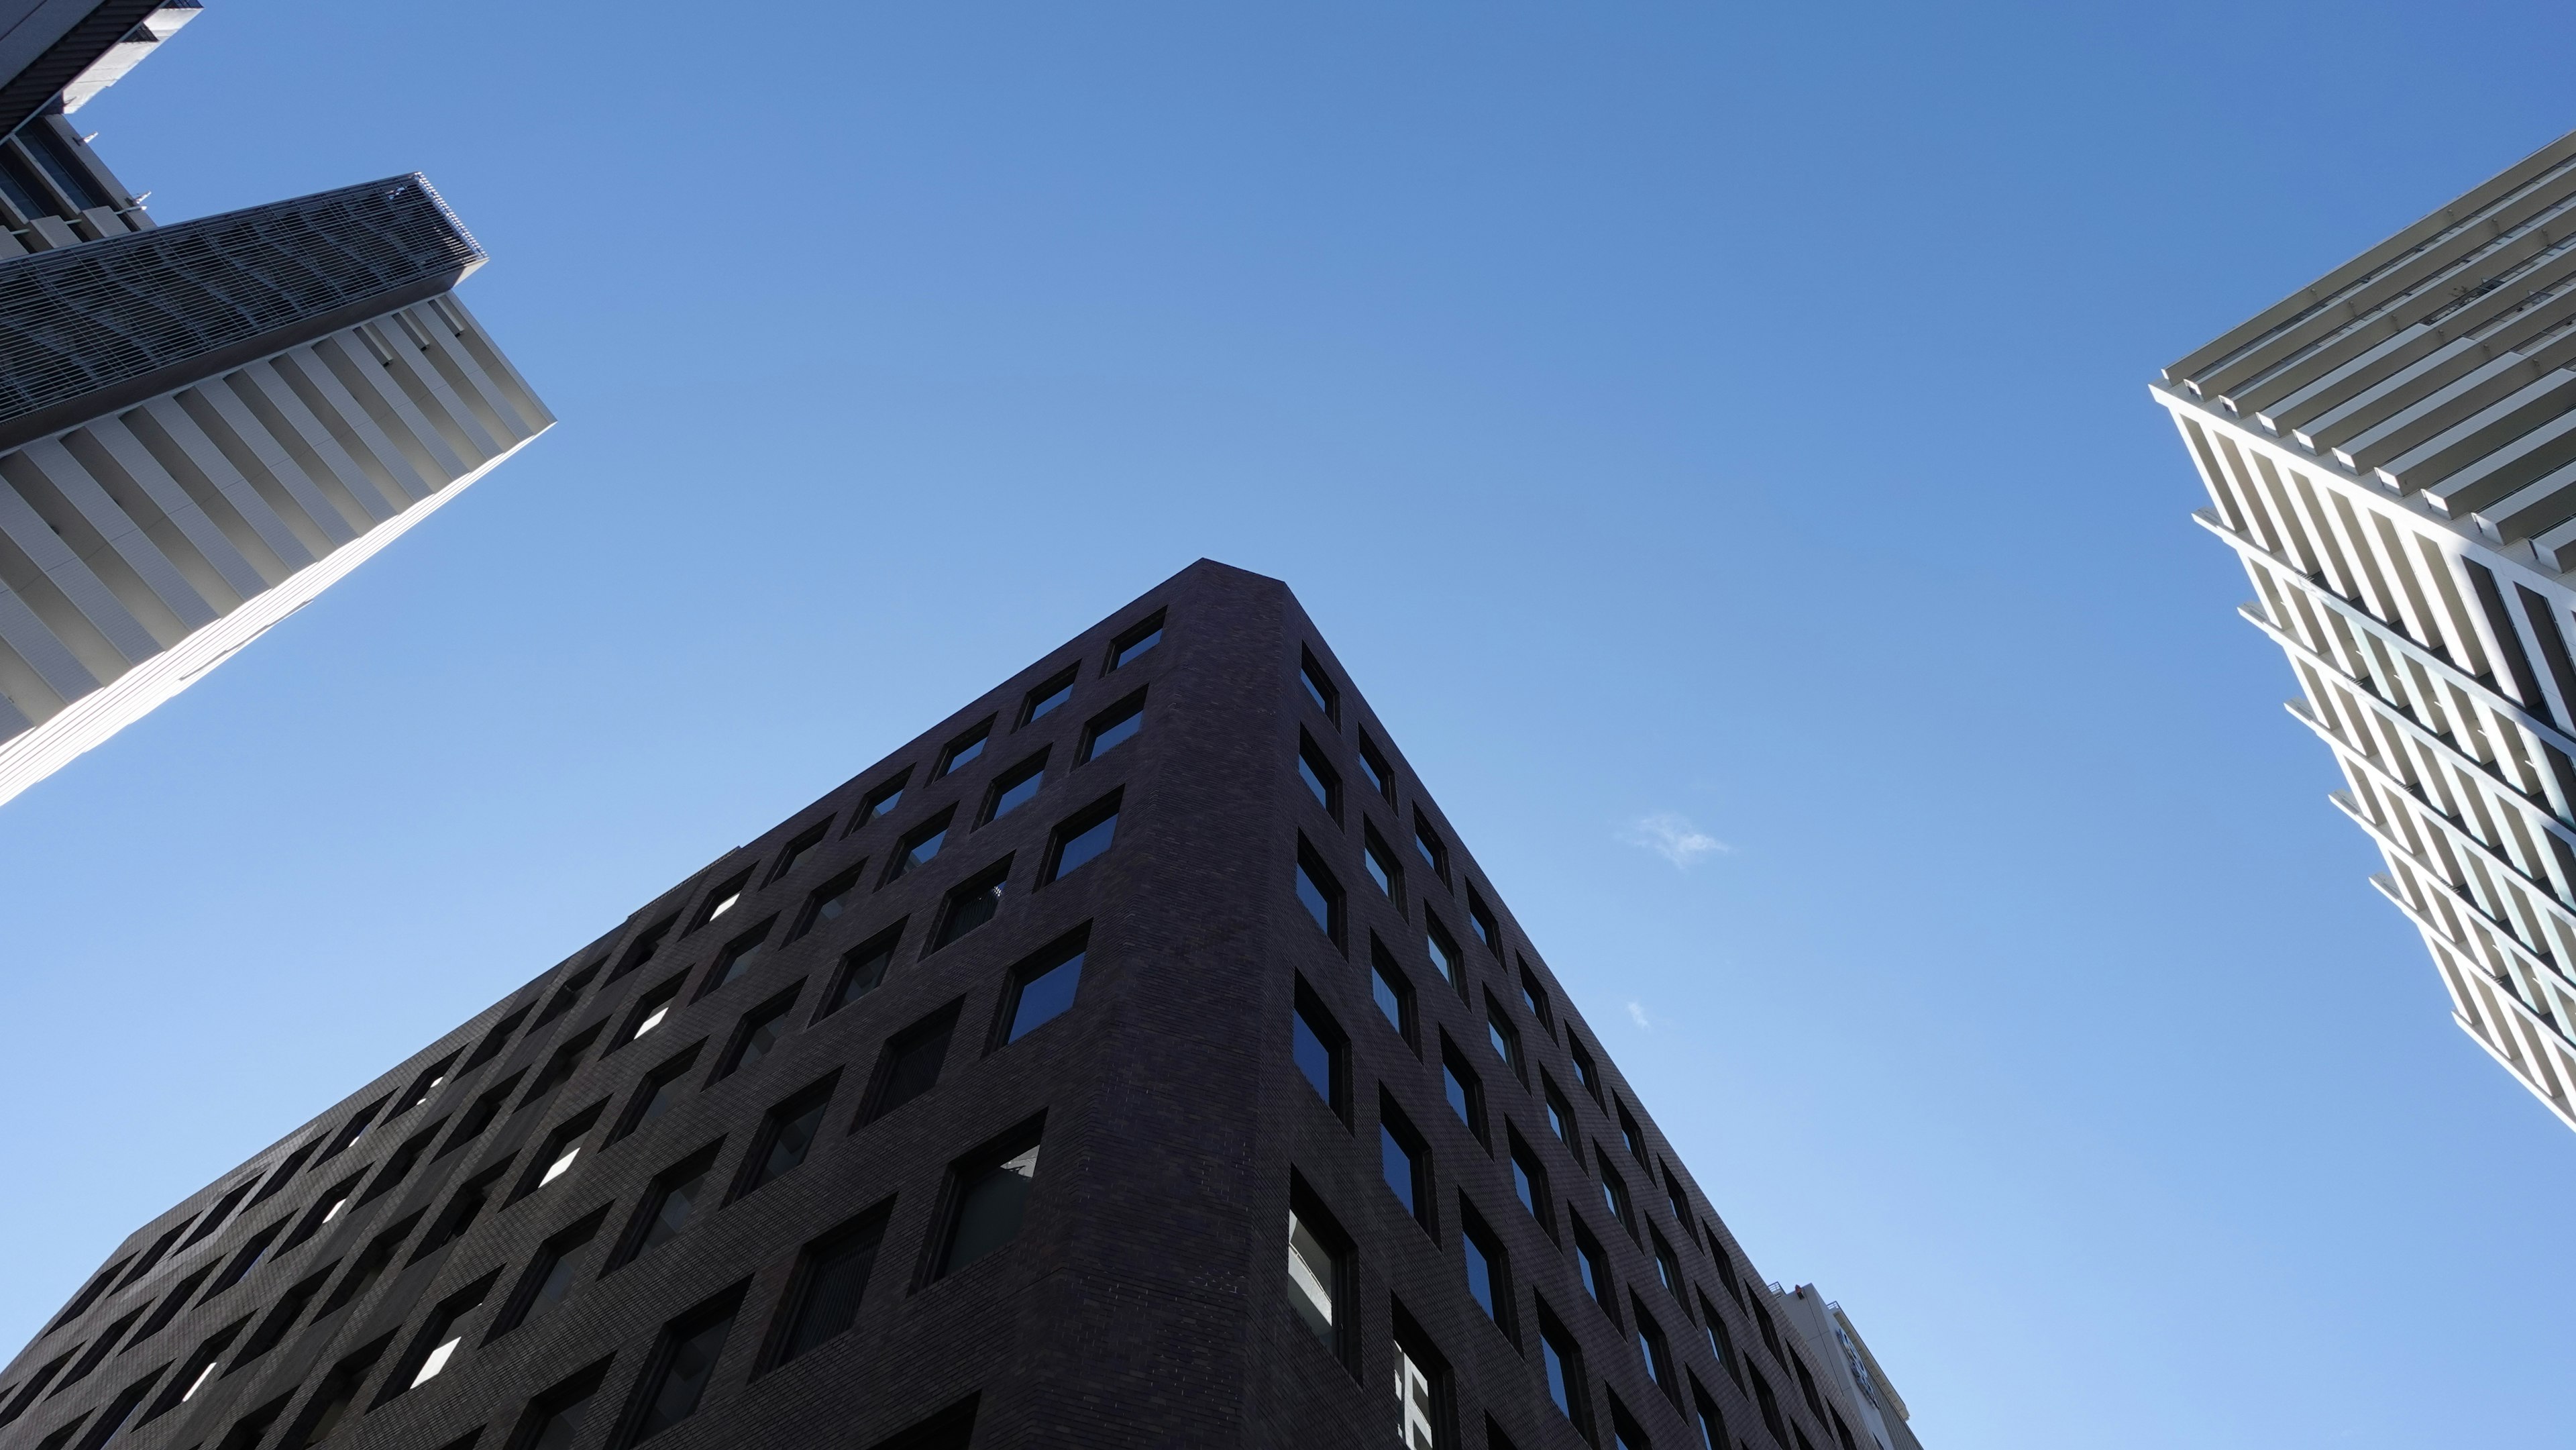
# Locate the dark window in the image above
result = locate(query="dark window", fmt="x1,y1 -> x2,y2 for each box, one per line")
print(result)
789,863 -> 865,943
854,770 -> 910,831
1412,813 -> 1449,884
859,1002 -> 961,1124
376,1271 -> 496,1404
1690,1375 -> 1731,1449
1792,1351 -> 1829,1423
364,1120 -> 450,1207
1618,1103 -> 1648,1163
208,1392 -> 292,1450
1440,1037 -> 1486,1143
0,1351 -> 72,1427
1371,941 -> 1414,1044
504,1359 -> 610,1450
819,922 -> 904,1018
619,1284 -> 745,1445
614,1145 -> 722,1269
611,916 -> 676,981
1298,648 -> 1340,721
1573,1219 -> 1614,1316
1295,837 -> 1344,947
227,1261 -> 327,1370
440,1072 -> 525,1159
930,856 -> 1011,949
1707,1226 -> 1743,1304
1079,691 -> 1144,761
1466,890 -> 1499,952
1507,1130 -> 1552,1235
519,1023 -> 604,1108
1458,1202 -> 1511,1339
1379,1098 -> 1432,1232
768,819 -> 832,882
934,718 -> 994,778
1362,822 -> 1403,904
201,1221 -> 284,1300
1291,978 -> 1348,1121
1663,1167 -> 1690,1226
1044,792 -> 1120,882
610,1042 -> 704,1145
1518,962 -> 1554,1033
1698,1293 -> 1739,1383
688,869 -> 753,935
1635,1298 -> 1676,1400
714,984 -> 803,1080
1391,1302 -> 1456,1450
737,1074 -> 837,1198
315,1098 -> 388,1163
1108,612 -> 1163,669
1425,917 -> 1461,989
274,1335 -> 389,1449
1485,994 -> 1523,1080
54,1306 -> 139,1392
1609,1390 -> 1655,1450
64,1367 -> 155,1450
1001,930 -> 1087,1044
396,1051 -> 464,1116
769,1205 -> 890,1367
618,972 -> 688,1049
1750,1365 -> 1788,1447
936,1122 -> 1044,1278
124,1263 -> 217,1356
178,1182 -> 256,1249
1297,731 -> 1341,818
1286,1174 -> 1355,1369
462,1005 -> 532,1072
699,916 -> 777,996
315,1211 -> 423,1317
493,1210 -> 607,1338
1569,1037 -> 1602,1102
534,968 -> 597,1029
512,1100 -> 608,1203
883,809 -> 954,884
146,1315 -> 244,1420
1652,1231 -> 1683,1300
281,1170 -> 366,1249
1538,1302 -> 1591,1435
413,1162 -> 510,1262
1753,1297 -> 1784,1361
1599,1154 -> 1636,1237
1544,1076 -> 1576,1146
244,1142 -> 321,1210
980,749 -> 1047,824
1356,729 -> 1394,802
1021,666 -> 1077,725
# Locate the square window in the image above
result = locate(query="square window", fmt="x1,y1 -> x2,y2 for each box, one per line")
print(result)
1544,1077 -> 1576,1146
1652,1231 -> 1683,1299
1370,941 -> 1414,1045
1458,1202 -> 1512,1340
1424,918 -> 1461,989
1619,1103 -> 1648,1163
1297,731 -> 1341,819
1356,730 -> 1395,804
789,864 -> 865,943
1518,961 -> 1554,1034
494,1209 -> 608,1338
930,858 -> 1012,950
1378,1096 -> 1432,1233
1633,1299 -> 1676,1398
1295,837 -> 1345,948
1537,1303 -> 1591,1435
1569,1037 -> 1602,1102
1439,1036 -> 1485,1143
767,820 -> 831,884
769,1205 -> 889,1367
378,1271 -> 497,1404
735,1074 -> 838,1199
1698,1294 -> 1739,1381
859,1002 -> 961,1125
1466,890 -> 1498,953
1043,792 -> 1120,883
1108,611 -> 1165,670
610,1042 -> 703,1146
1412,813 -> 1449,884
613,1145 -> 721,1270
883,809 -> 955,884
936,1119 -> 1044,1277
1291,977 -> 1348,1122
1079,691 -> 1144,762
1599,1154 -> 1637,1237
618,972 -> 688,1049
1298,648 -> 1340,722
1362,823 -> 1403,904
714,984 -> 802,1080
1287,1185 -> 1355,1366
619,1284 -> 746,1445
1573,1220 -> 1614,1316
935,718 -> 994,778
1000,930 -> 1088,1044
1020,666 -> 1078,726
700,917 -> 777,996
612,915 -> 676,981
980,750 -> 1048,825
818,922 -> 904,1019
1485,994 -> 1522,1080
853,770 -> 910,832
1664,1168 -> 1691,1226
533,967 -> 596,1029
688,870 -> 754,935
1507,1131 -> 1552,1237
510,1100 -> 607,1203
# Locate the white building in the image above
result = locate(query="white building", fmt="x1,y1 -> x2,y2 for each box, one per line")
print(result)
1773,1284 -> 1923,1450
2155,127 -> 2576,1131
0,0 -> 549,807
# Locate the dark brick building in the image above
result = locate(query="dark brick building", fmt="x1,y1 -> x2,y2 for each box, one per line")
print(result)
1,561 -> 1900,1450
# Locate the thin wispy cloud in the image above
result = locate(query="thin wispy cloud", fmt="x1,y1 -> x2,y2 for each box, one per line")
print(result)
1622,810 -> 1729,868
1625,1000 -> 1651,1029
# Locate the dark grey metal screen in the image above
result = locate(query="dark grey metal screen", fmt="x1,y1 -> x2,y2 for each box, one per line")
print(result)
0,172 -> 483,426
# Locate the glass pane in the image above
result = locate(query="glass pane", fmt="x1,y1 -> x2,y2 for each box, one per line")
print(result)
946,735 -> 985,773
1444,1065 -> 1471,1125
1301,667 -> 1332,716
1373,969 -> 1403,1031
1297,756 -> 1332,809
1296,865 -> 1333,935
1396,1345 -> 1436,1450
1543,1339 -> 1574,1416
830,945 -> 892,1012
936,882 -> 1003,946
640,1171 -> 705,1254
637,1313 -> 733,1436
1489,1019 -> 1514,1064
1512,1159 -> 1536,1214
868,787 -> 903,820
1292,1013 -> 1334,1104
992,770 -> 1042,819
1114,627 -> 1162,667
1089,709 -> 1142,757
1287,1213 -> 1336,1343
1008,954 -> 1085,1042
1426,931 -> 1455,982
1379,1128 -> 1415,1215
1053,813 -> 1117,879
1028,680 -> 1073,720
785,1227 -> 881,1362
944,1146 -> 1040,1274
738,1013 -> 788,1070
759,1102 -> 827,1186
1364,847 -> 1393,896
1462,1237 -> 1495,1318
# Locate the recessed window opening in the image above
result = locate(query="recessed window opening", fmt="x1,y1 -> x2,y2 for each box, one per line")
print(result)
690,871 -> 754,935
769,820 -> 832,882
737,1074 -> 839,1199
1507,1131 -> 1552,1236
1439,1038 -> 1485,1143
506,1359 -> 610,1450
981,750 -> 1048,824
853,770 -> 911,832
789,864 -> 865,943
1020,666 -> 1078,725
614,1145 -> 723,1270
1295,837 -> 1345,947
859,1002 -> 961,1125
1285,1175 -> 1356,1371
1634,1299 -> 1676,1400
1391,1302 -> 1453,1450
612,916 -> 677,981
398,1053 -> 463,1115
1619,1103 -> 1648,1163
513,1101 -> 608,1203
413,1163 -> 510,1263
1485,994 -> 1522,1080
1574,1219 -> 1613,1314
935,719 -> 994,778
437,1074 -> 523,1161
1458,1202 -> 1511,1339
820,922 -> 904,1019
519,1023 -> 604,1110
1043,793 -> 1120,883
930,857 -> 1012,949
1379,1098 -> 1432,1233
178,1182 -> 256,1250
1537,1302 -> 1590,1435
883,810 -> 954,884
1354,731 -> 1393,804
280,1172 -> 366,1250
1297,648 -> 1340,722
1466,891 -> 1498,952
1362,823 -> 1403,904
1424,918 -> 1460,988
534,966 -> 600,1029
1652,1231 -> 1683,1298
317,1098 -> 388,1163
1609,1391 -> 1656,1450
619,972 -> 687,1049
936,1120 -> 1044,1278
1518,962 -> 1554,1034
610,1042 -> 704,1145
1412,813 -> 1448,884
1569,1037 -> 1602,1102
1291,978 -> 1348,1121
1079,692 -> 1144,762
715,985 -> 804,1080
462,1005 -> 532,1072
1371,939 -> 1415,1045
1600,1155 -> 1637,1237
768,1204 -> 890,1368
1297,731 -> 1341,818
315,1210 -> 423,1318
700,917 -> 777,996
1108,612 -> 1164,670
492,1210 -> 607,1339
1544,1077 -> 1576,1145
619,1283 -> 747,1444
1001,930 -> 1089,1045
377,1271 -> 497,1404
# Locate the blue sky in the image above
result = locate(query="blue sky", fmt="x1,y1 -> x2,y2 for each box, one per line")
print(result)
7,1 -> 2576,1445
